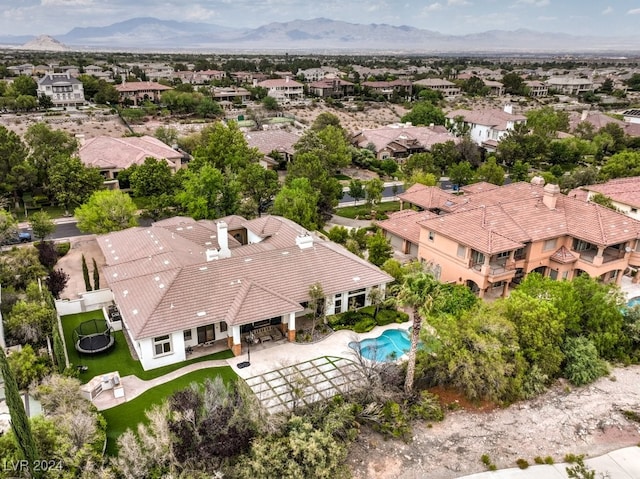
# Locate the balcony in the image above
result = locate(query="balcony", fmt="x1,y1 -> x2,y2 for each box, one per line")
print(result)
472,260 -> 516,280
578,247 -> 625,264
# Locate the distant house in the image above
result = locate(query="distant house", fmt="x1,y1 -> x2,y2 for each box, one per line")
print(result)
446,105 -> 527,151
362,80 -> 412,100
78,135 -> 185,184
297,67 -> 341,81
622,109 -> 640,125
243,130 -> 300,168
547,77 -> 594,96
525,80 -> 548,97
97,215 -> 392,370
568,176 -> 640,221
307,78 -> 355,98
256,78 -> 304,102
212,87 -> 251,108
568,110 -> 640,138
413,78 -> 460,98
37,72 -> 85,107
115,81 -> 173,105
483,80 -> 504,96
351,123 -> 458,161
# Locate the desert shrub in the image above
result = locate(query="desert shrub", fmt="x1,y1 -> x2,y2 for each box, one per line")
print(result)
534,456 -> 544,464
353,316 -> 376,333
481,454 -> 491,466
516,458 -> 529,469
545,456 -> 555,464
374,401 -> 412,441
408,391 -> 444,422
563,336 -> 609,386
55,242 -> 70,257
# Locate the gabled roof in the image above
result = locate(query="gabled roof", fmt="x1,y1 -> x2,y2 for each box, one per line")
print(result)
115,81 -> 173,92
79,135 -> 182,170
257,78 -> 303,88
569,176 -> 640,210
550,246 -> 578,264
446,108 -> 526,130
98,215 -> 392,339
244,130 -> 300,156
376,210 -> 436,245
352,124 -> 457,154
398,183 -> 461,212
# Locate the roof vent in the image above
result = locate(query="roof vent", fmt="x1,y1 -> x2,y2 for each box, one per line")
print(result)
296,233 -> 314,249
196,311 -> 206,317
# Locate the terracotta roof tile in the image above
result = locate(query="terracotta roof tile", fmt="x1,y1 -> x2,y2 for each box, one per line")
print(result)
376,210 -> 436,244
79,135 -> 182,170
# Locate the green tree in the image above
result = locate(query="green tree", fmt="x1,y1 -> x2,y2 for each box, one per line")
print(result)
526,107 -> 570,139
308,282 -> 325,337
7,344 -> 50,390
196,97 -> 223,118
0,126 -> 29,203
6,299 -> 56,345
176,164 -> 239,219
52,326 -> 67,373
48,155 -> 103,215
311,112 -> 343,131
563,336 -> 608,386
238,163 -> 280,217
600,151 -> 640,180
15,95 -> 37,111
129,157 -> 175,197
261,95 -> 279,111
367,230 -> 393,267
28,211 -> 55,241
25,123 -> 78,188
38,94 -> 53,109
154,126 -> 179,146
501,72 -> 526,96
348,179 -> 365,205
272,177 -> 320,230
81,254 -> 92,291
75,190 -> 138,234
0,248 -> 46,291
365,178 -> 384,207
92,257 -> 100,290
400,101 -> 446,126
295,126 -> 351,172
392,270 -> 439,394
0,208 -> 18,245
192,121 -> 262,173
12,75 -> 37,97
475,156 -> 505,185
510,160 -> 530,182
448,161 -> 474,187
461,76 -> 489,96
589,192 -> 618,211
45,268 -> 69,300
0,347 -> 40,478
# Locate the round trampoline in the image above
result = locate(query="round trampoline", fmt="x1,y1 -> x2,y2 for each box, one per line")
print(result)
73,319 -> 115,354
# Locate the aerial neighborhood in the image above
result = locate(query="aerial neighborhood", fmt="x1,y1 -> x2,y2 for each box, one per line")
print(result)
1,33 -> 640,479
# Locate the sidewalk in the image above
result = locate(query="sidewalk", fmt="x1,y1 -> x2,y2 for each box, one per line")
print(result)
456,447 -> 640,479
18,215 -> 78,230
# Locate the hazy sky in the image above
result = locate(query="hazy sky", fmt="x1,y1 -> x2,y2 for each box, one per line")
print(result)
2,0 -> 639,37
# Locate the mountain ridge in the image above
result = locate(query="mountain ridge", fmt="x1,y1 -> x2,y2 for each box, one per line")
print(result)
1,17 -> 639,53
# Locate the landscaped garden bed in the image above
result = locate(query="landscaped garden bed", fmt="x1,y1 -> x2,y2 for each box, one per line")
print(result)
327,306 -> 409,333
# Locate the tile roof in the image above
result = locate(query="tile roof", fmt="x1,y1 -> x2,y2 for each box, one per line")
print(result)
550,246 -> 578,264
413,78 -> 456,87
98,215 -> 392,339
571,176 -> 640,209
398,183 -> 461,212
352,124 -> 457,154
79,135 -> 182,170
244,130 -> 300,156
375,210 -> 436,244
417,182 -> 640,254
257,78 -> 303,88
115,81 -> 173,92
446,108 -> 526,130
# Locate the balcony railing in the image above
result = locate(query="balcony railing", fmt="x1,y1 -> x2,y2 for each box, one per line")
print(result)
472,261 -> 515,275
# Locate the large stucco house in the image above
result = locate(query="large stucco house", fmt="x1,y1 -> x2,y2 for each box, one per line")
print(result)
446,105 -> 527,151
97,215 -> 392,370
569,176 -> 640,221
37,72 -> 85,107
378,179 -> 640,298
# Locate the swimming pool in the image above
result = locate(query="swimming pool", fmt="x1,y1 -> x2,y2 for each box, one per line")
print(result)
349,329 -> 411,362
627,297 -> 640,308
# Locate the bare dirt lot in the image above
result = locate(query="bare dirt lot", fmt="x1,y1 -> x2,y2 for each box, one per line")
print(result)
347,365 -> 640,479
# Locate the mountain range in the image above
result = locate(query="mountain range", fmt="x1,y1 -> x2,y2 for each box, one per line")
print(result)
1,17 -> 639,53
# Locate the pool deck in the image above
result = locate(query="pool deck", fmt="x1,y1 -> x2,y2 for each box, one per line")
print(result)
621,275 -> 640,302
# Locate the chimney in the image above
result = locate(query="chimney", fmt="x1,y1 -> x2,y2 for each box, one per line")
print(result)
285,76 -> 290,83
503,104 -> 513,114
217,221 -> 231,258
530,176 -> 545,186
295,233 -> 313,250
542,183 -> 560,210
205,249 -> 219,261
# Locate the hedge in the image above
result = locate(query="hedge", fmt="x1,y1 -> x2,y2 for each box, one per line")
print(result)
327,307 -> 409,332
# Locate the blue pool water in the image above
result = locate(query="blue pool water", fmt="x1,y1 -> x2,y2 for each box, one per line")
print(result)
349,329 -> 411,362
628,297 -> 640,308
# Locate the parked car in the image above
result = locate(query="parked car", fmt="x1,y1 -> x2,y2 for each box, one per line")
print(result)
1,231 -> 32,245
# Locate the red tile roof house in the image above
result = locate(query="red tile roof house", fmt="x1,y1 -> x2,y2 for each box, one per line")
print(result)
97,215 -> 392,370
446,105 -> 527,151
362,80 -> 412,100
377,180 -> 640,299
568,176 -> 640,222
115,81 -> 173,106
351,123 -> 459,161
78,135 -> 185,184
307,78 -> 355,98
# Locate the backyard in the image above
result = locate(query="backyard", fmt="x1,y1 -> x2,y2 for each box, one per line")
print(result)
335,201 -> 401,220
101,366 -> 237,454
60,311 -> 233,382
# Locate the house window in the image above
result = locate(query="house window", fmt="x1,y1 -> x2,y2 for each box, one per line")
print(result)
497,251 -> 510,259
428,231 -> 435,242
183,329 -> 192,341
562,271 -> 569,280
631,208 -> 637,214
153,335 -> 172,356
549,269 -> 558,280
610,270 -> 619,280
457,244 -> 466,258
543,239 -> 557,251
334,294 -> 343,314
573,239 -> 591,251
219,322 -> 228,333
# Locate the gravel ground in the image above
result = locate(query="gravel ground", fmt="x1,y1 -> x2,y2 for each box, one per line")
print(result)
347,365 -> 640,479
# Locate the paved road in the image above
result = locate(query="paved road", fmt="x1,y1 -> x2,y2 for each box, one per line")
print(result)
340,181 -> 404,205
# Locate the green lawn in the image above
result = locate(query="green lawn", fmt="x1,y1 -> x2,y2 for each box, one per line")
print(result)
12,205 -> 69,221
101,366 -> 237,455
60,312 -> 233,382
334,201 -> 401,219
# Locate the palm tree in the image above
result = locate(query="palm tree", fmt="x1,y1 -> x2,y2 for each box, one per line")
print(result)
392,270 -> 438,395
